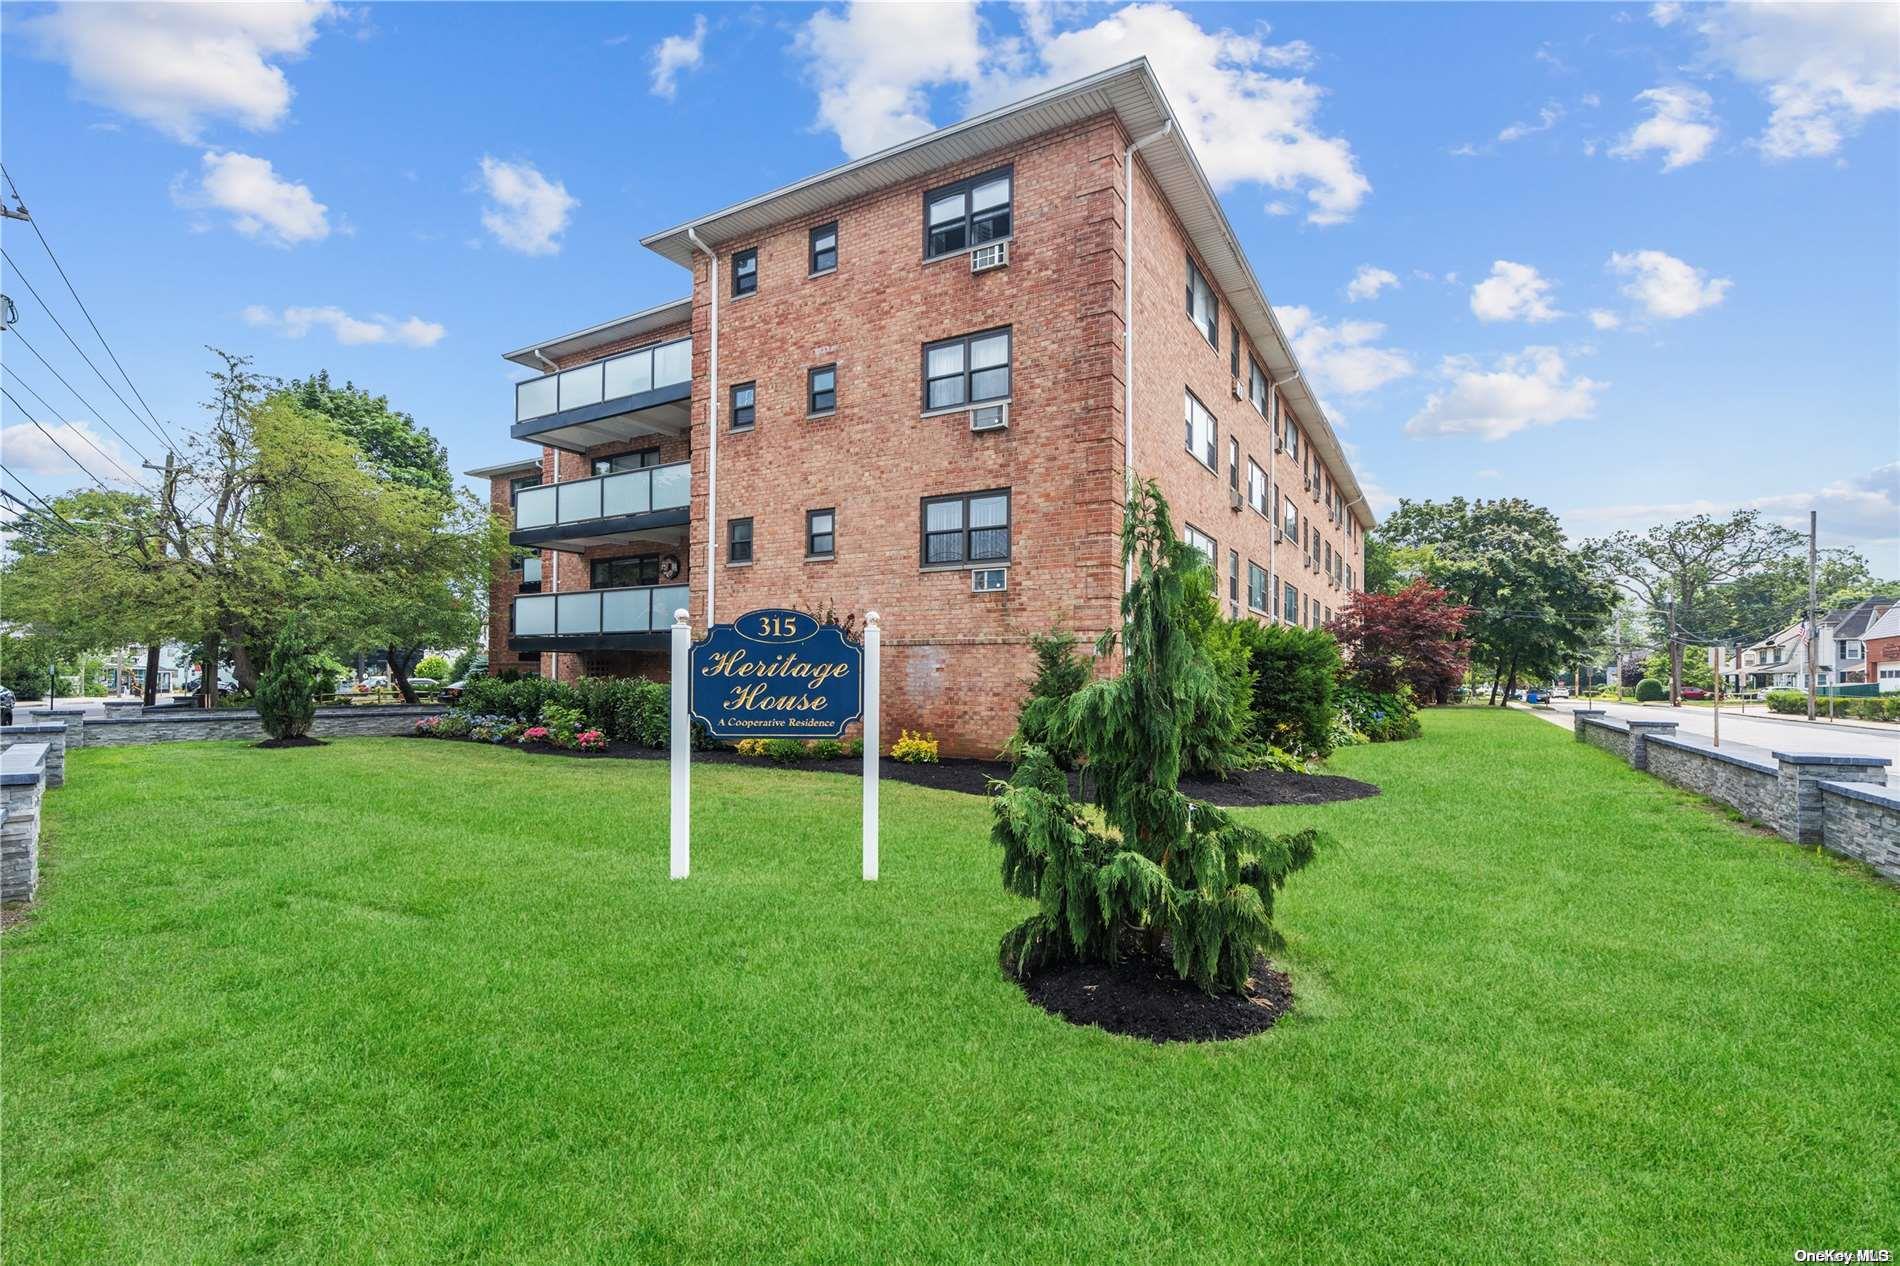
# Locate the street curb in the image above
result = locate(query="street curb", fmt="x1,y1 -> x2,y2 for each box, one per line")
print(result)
1551,701 -> 1897,739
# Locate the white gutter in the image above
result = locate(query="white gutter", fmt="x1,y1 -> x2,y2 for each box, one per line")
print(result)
532,349 -> 557,372
688,227 -> 719,626
1123,119 -> 1173,593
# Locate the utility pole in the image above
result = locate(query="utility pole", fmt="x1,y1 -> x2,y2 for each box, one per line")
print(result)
1667,599 -> 1679,707
1711,644 -> 1721,748
141,452 -> 178,707
1806,509 -> 1818,721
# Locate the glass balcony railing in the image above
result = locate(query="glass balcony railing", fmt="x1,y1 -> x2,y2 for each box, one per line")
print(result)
515,338 -> 692,423
513,584 -> 689,639
512,461 -> 690,531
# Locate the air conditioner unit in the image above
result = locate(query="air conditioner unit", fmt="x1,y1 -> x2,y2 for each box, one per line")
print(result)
1229,488 -> 1243,512
971,567 -> 1007,592
969,402 -> 1009,432
970,241 -> 1009,273
1231,379 -> 1243,401
1275,438 -> 1285,454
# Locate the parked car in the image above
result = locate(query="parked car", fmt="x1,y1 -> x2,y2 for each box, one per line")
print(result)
180,675 -> 238,699
1551,686 -> 1571,699
407,678 -> 439,692
1681,686 -> 1710,700
441,678 -> 470,703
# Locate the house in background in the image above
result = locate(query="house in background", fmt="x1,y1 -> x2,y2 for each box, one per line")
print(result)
1859,604 -> 1900,693
1818,595 -> 1896,684
464,59 -> 1374,753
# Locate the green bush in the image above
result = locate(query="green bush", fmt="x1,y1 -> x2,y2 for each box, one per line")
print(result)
763,738 -> 810,764
1008,628 -> 1092,767
1337,681 -> 1421,742
1231,620 -> 1341,759
570,676 -> 670,745
809,739 -> 844,760
539,702 -> 584,748
846,737 -> 865,759
1634,677 -> 1666,702
1838,695 -> 1899,723
1765,689 -> 1806,715
256,629 -> 323,740
459,675 -> 575,723
414,655 -> 452,683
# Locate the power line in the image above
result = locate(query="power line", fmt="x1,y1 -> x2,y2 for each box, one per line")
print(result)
3,325 -> 151,465
0,477 -> 84,542
0,163 -> 177,452
1,363 -> 154,493
0,384 -> 117,493
0,245 -> 165,457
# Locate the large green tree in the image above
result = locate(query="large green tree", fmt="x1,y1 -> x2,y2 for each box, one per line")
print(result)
281,370 -> 452,495
1590,510 -> 1801,705
1382,497 -> 1613,705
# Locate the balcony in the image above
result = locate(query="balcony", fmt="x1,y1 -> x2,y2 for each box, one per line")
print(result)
511,337 -> 692,451
510,583 -> 689,653
510,461 -> 690,553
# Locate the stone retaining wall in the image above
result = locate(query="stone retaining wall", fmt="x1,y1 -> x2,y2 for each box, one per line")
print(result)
79,706 -> 435,747
1569,710 -> 1895,882
1817,782 -> 1900,881
1645,735 -> 1779,829
0,722 -> 68,788
1,743 -> 47,901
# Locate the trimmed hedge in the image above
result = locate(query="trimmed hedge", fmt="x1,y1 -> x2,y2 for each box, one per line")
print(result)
1634,677 -> 1666,702
457,675 -> 711,748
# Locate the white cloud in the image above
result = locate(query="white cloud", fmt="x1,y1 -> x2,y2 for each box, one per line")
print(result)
24,1 -> 333,142
476,156 -> 577,256
1470,260 -> 1562,323
174,150 -> 329,246
1609,86 -> 1718,170
1587,308 -> 1622,331
650,15 -> 708,100
0,419 -> 143,487
1649,2 -> 1683,28
244,304 -> 446,348
1498,102 -> 1563,142
1475,468 -> 1502,480
795,2 -> 1371,225
1404,346 -> 1606,441
1277,305 -> 1415,397
1690,3 -> 1900,160
1345,265 -> 1399,302
1608,249 -> 1732,319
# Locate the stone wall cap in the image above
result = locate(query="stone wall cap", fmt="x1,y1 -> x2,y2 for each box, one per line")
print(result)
86,704 -> 437,728
0,742 -> 48,784
1645,733 -> 1777,775
1770,751 -> 1892,767
1817,779 -> 1900,808
1581,715 -> 1630,733
26,708 -> 86,717
1626,719 -> 1681,730
0,722 -> 68,735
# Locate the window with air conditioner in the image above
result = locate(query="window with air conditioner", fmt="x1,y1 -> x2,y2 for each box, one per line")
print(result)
923,327 -> 1010,411
925,167 -> 1012,260
922,489 -> 1010,567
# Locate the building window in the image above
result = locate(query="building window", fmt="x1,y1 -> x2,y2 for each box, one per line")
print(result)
593,448 -> 660,475
1282,494 -> 1299,540
1230,324 -> 1241,377
921,489 -> 1010,566
809,222 -> 837,274
727,517 -> 754,564
1228,436 -> 1240,493
1184,390 -> 1216,470
1185,254 -> 1217,346
923,327 -> 1011,410
1184,525 -> 1216,563
1287,424 -> 1301,462
924,167 -> 1012,260
730,382 -> 756,430
806,508 -> 835,559
808,364 -> 836,415
1249,359 -> 1267,415
1248,460 -> 1269,515
509,471 -> 543,501
592,555 -> 660,588
1228,549 -> 1240,603
515,553 -> 542,593
1248,561 -> 1268,612
732,248 -> 758,297
1282,581 -> 1299,624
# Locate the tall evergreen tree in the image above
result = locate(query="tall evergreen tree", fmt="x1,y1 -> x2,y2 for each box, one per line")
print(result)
992,481 -> 1320,994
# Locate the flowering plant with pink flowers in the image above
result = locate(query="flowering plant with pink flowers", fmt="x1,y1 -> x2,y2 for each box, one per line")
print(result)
575,729 -> 607,752
519,725 -> 551,745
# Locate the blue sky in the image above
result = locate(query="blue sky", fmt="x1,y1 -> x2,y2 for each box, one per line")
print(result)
3,1 -> 1896,567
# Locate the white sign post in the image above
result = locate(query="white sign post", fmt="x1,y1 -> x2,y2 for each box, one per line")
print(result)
670,608 -> 691,879
863,611 -> 880,881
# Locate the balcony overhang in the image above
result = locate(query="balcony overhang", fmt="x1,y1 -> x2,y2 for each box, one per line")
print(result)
508,632 -> 669,654
509,506 -> 691,554
510,379 -> 692,453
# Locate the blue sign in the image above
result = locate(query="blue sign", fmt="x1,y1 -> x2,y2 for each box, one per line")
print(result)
689,608 -> 864,739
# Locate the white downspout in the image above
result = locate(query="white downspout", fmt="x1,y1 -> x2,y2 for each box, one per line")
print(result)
688,227 -> 718,627
1122,120 -> 1172,593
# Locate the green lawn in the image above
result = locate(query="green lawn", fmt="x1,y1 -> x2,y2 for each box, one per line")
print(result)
5,710 -> 1895,1261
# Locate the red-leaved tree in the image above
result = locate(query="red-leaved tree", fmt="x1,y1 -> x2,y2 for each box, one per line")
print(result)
1327,581 -> 1473,704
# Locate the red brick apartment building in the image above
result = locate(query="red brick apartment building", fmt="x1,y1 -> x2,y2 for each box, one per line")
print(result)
467,60 -> 1374,755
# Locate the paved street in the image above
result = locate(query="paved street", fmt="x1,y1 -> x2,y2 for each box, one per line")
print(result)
1535,700 -> 1900,765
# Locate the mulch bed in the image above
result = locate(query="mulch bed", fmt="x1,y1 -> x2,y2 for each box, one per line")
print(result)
254,736 -> 328,749
403,735 -> 1379,806
1015,951 -> 1294,1043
